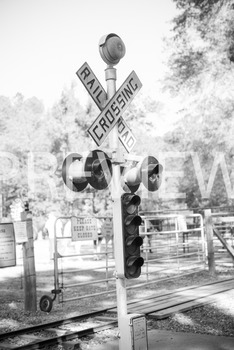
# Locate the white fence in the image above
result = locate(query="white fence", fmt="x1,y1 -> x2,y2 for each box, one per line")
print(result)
38,212 -> 207,312
139,213 -> 206,283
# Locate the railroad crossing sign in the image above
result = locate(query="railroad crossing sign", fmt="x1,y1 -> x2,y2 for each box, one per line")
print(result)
77,62 -> 142,153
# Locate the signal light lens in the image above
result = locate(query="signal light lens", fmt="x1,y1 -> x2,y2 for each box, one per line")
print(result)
85,150 -> 112,190
125,215 -> 142,234
141,156 -> 163,192
122,156 -> 163,193
62,153 -> 88,192
126,236 -> 143,254
62,150 -> 112,192
126,256 -> 144,278
122,194 -> 141,214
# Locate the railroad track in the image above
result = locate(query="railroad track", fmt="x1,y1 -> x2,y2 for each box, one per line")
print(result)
1,278 -> 233,349
0,309 -> 118,349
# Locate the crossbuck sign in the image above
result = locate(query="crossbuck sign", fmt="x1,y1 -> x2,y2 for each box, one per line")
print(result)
77,62 -> 142,153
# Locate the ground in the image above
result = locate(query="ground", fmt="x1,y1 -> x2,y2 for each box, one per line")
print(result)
0,239 -> 234,349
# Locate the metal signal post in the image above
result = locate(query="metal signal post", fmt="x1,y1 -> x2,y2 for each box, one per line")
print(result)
105,64 -> 128,341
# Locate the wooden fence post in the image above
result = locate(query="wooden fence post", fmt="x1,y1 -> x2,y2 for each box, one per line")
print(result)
204,209 -> 216,275
22,218 -> 37,312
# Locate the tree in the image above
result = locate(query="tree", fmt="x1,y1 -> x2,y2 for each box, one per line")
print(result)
163,1 -> 232,91
0,94 -> 50,214
160,0 -> 234,207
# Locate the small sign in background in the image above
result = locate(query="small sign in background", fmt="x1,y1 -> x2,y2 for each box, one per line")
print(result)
13,221 -> 28,243
0,223 -> 16,268
101,218 -> 113,237
71,217 -> 98,241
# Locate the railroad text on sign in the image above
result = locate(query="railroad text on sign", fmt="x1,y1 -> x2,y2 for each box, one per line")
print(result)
88,71 -> 142,146
118,118 -> 136,153
76,62 -> 106,110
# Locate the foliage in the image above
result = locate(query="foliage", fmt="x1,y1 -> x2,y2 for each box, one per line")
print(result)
5,0 -> 234,217
0,87 -> 92,218
162,0 -> 234,207
0,80 -> 165,219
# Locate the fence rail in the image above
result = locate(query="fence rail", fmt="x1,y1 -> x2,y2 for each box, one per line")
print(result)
209,210 -> 234,268
37,212 -> 207,311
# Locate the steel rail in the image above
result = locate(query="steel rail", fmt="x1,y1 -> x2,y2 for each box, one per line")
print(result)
10,320 -> 117,350
0,308 -> 112,341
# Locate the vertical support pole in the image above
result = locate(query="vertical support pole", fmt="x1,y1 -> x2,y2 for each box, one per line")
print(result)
54,218 -> 60,304
22,219 -> 37,312
0,191 -> 2,221
199,214 -> 206,264
105,66 -> 127,350
0,179 -> 5,219
204,209 -> 216,275
144,219 -> 149,282
175,217 -> 180,272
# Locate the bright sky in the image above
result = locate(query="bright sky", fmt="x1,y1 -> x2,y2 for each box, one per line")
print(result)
0,0 -> 178,108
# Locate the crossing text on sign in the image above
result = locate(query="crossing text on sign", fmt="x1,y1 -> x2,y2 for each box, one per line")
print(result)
88,71 -> 142,146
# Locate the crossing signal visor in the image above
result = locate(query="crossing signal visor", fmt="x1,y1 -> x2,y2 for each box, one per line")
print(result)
122,156 -> 163,193
62,150 -> 112,192
121,193 -> 144,279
